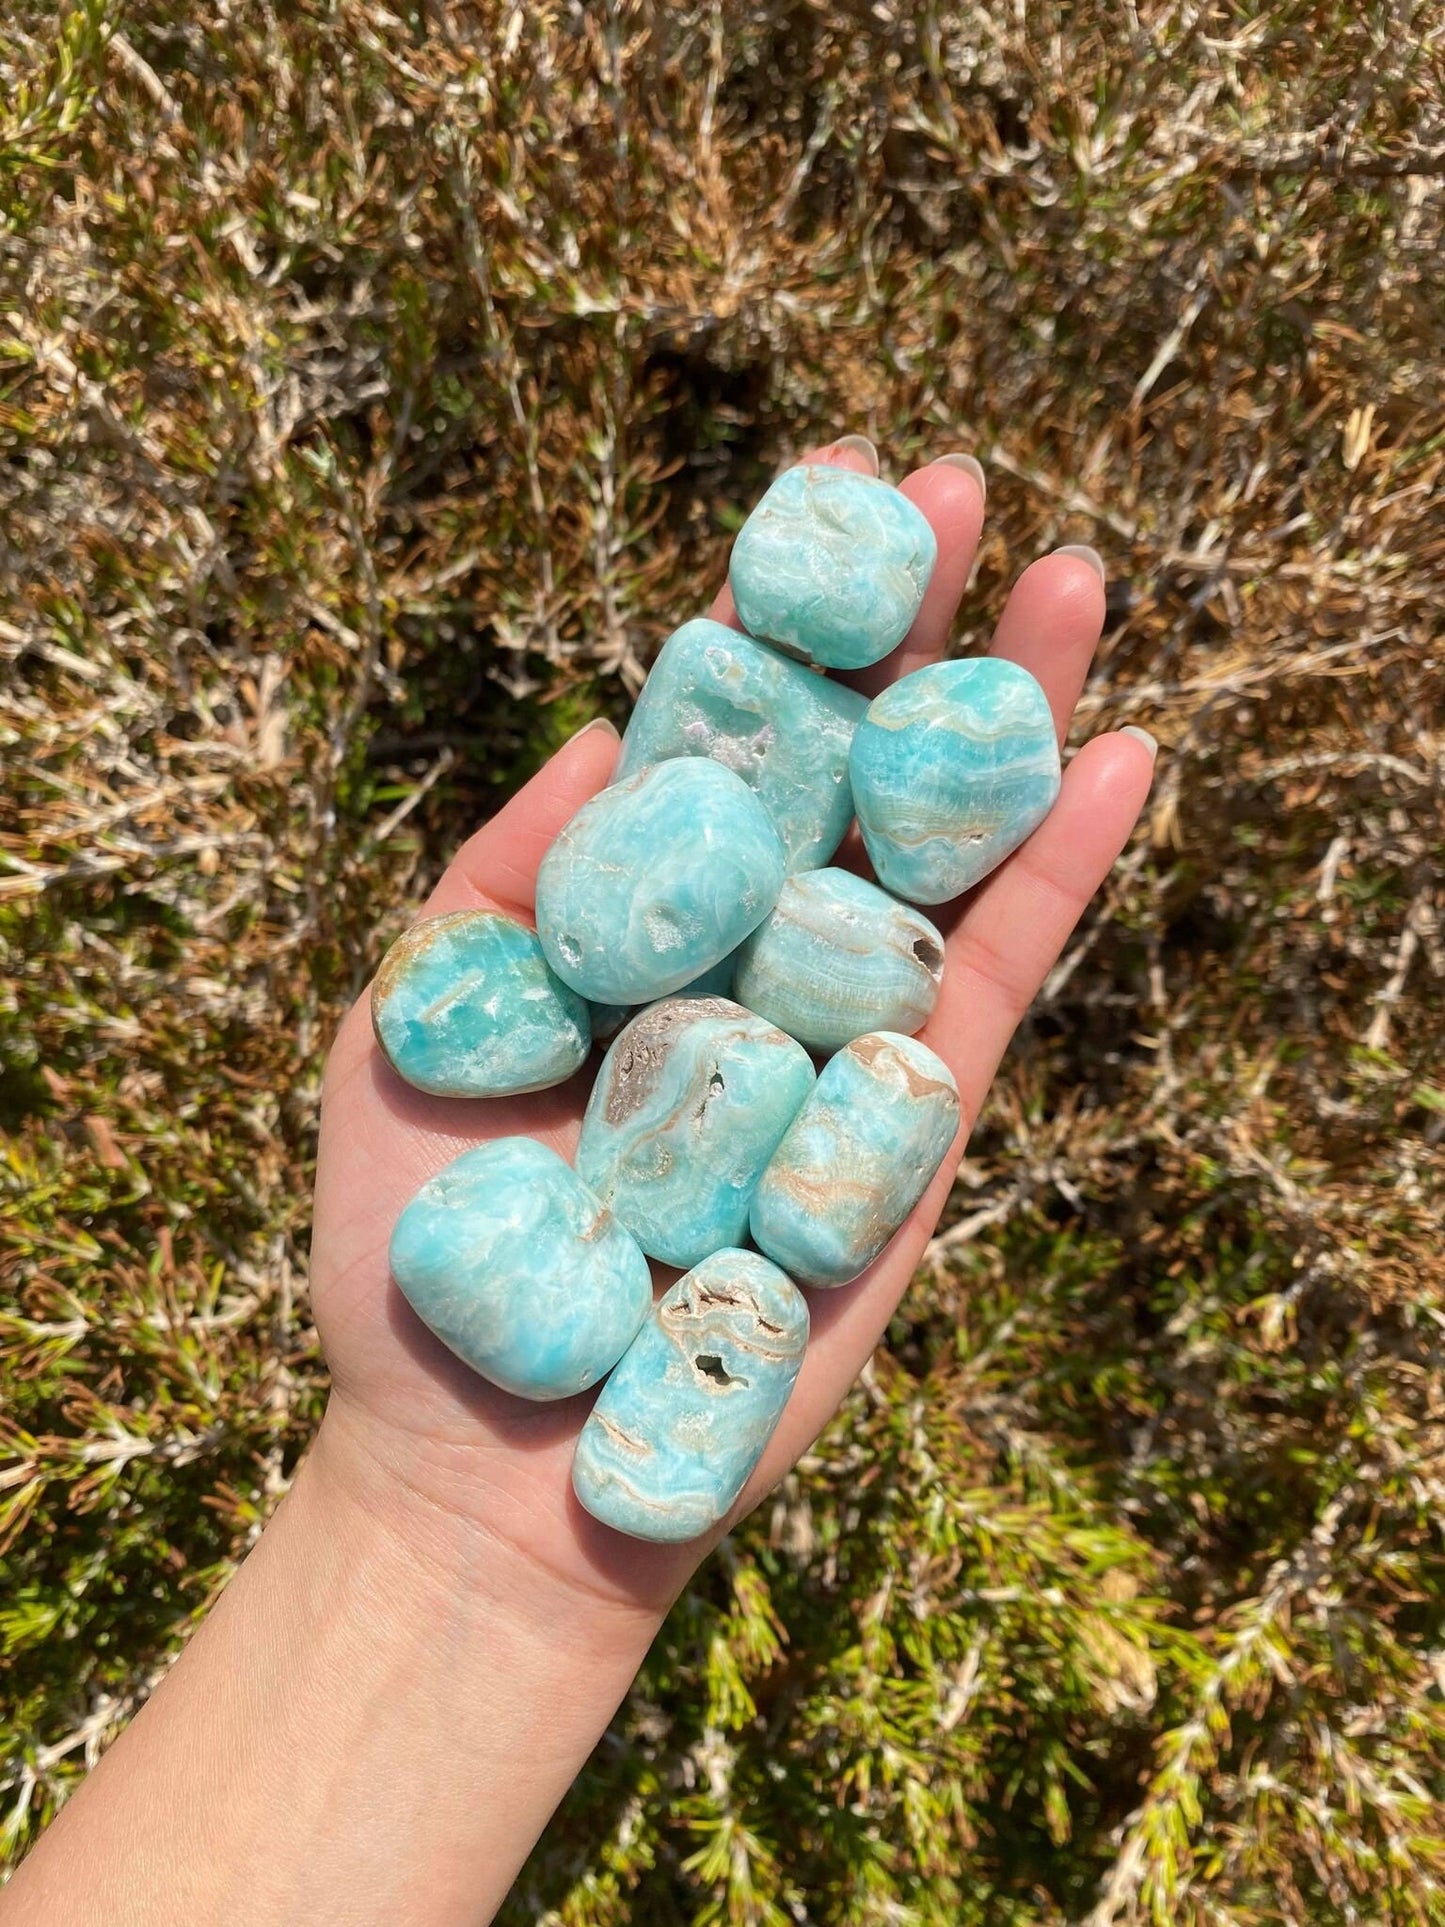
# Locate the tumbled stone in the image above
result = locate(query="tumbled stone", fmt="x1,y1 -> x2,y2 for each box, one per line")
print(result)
614,619 -> 867,870
389,1138 -> 652,1402
577,997 -> 815,1269
849,658 -> 1061,904
571,1249 -> 808,1543
728,465 -> 937,671
371,909 -> 591,1099
536,759 -> 785,1006
732,867 -> 945,1055
750,1032 -> 960,1288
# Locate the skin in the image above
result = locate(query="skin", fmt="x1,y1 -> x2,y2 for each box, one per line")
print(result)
2,440 -> 1154,1927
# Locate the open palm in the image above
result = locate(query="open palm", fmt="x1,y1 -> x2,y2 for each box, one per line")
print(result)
310,440 -> 1154,1624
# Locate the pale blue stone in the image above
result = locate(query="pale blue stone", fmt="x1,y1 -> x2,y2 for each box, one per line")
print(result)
849,658 -> 1061,904
536,760 -> 785,1006
371,909 -> 591,1098
577,997 -> 814,1269
389,1138 -> 652,1402
571,1249 -> 809,1543
750,1032 -> 960,1288
614,619 -> 867,870
732,868 -> 944,1054
728,466 -> 937,671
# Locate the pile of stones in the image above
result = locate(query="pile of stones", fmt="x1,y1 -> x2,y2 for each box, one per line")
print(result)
376,464 -> 1062,1544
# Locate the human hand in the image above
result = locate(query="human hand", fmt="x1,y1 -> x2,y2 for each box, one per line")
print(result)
3,440 -> 1155,1927
309,437 -> 1156,1624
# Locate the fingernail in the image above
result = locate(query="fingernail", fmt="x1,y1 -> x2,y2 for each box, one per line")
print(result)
933,453 -> 986,501
572,716 -> 621,745
830,434 -> 880,475
1121,724 -> 1157,761
1055,542 -> 1106,582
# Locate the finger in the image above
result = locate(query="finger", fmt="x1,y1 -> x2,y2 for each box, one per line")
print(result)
706,434 -> 880,628
931,728 -> 1155,1118
421,718 -> 622,921
740,727 -> 1155,1491
988,547 -> 1107,744
847,456 -> 987,699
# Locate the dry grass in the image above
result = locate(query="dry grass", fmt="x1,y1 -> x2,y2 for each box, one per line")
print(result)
3,3 -> 1444,1920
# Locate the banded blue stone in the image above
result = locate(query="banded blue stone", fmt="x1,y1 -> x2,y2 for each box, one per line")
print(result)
614,619 -> 867,870
731,867 -> 945,1054
389,1138 -> 652,1402
849,657 -> 1061,904
728,465 -> 937,671
371,909 -> 591,1098
750,1032 -> 960,1287
577,997 -> 814,1269
535,759 -> 786,1007
571,1249 -> 809,1543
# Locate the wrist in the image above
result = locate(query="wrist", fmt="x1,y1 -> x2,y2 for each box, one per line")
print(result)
286,1397 -> 670,1919
8,1398 -> 670,1927
309,1387 -> 672,1653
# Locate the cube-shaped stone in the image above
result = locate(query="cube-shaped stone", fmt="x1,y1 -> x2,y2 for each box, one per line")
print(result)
389,1138 -> 652,1401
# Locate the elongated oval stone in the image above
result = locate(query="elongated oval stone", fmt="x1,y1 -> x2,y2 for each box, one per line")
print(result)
849,658 -> 1061,904
577,997 -> 815,1269
536,759 -> 785,1006
571,1249 -> 808,1543
371,910 -> 592,1098
728,466 -> 937,671
389,1138 -> 652,1401
750,1032 -> 960,1288
614,619 -> 867,870
732,868 -> 944,1054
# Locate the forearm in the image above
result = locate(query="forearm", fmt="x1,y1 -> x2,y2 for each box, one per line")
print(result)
3,1404 -> 662,1927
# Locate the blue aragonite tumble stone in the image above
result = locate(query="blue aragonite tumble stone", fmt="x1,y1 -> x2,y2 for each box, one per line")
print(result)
613,619 -> 867,870
371,910 -> 591,1098
728,466 -> 938,671
849,658 -> 1061,904
536,759 -> 785,1006
750,1032 -> 960,1288
389,1138 -> 652,1402
571,1249 -> 809,1543
731,867 -> 945,1055
577,997 -> 815,1270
